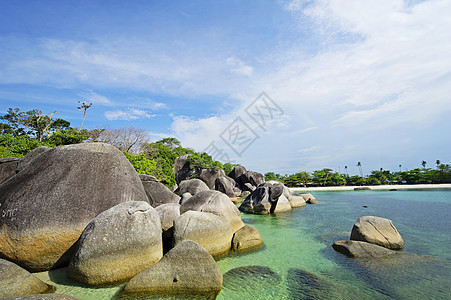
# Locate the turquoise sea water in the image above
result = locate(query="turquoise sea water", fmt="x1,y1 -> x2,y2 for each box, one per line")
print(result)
36,189 -> 451,299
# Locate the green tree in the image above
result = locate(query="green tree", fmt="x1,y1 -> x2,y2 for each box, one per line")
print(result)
1,108 -> 69,141
123,152 -> 156,175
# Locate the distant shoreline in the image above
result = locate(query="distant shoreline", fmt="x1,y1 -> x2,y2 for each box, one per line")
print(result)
290,183 -> 451,192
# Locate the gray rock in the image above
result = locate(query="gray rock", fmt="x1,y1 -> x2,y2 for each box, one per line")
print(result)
239,182 -> 291,214
301,193 -> 318,204
350,216 -> 404,250
223,266 -> 281,293
141,180 -> 180,208
354,186 -> 371,191
0,143 -> 148,272
155,203 -> 180,232
123,240 -> 222,298
0,157 -> 19,183
0,258 -> 55,298
138,174 -> 159,182
173,211 -> 233,256
199,168 -> 226,189
228,165 -> 247,187
214,176 -> 236,198
180,190 -> 244,233
287,268 -> 332,300
15,146 -> 49,174
242,182 -> 256,192
67,201 -> 162,285
174,178 -> 210,196
240,171 -> 265,187
332,240 -> 398,258
289,195 -> 307,208
173,155 -> 197,184
180,192 -> 192,204
232,225 -> 263,251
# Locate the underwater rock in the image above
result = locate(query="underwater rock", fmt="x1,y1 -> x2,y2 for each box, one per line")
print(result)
232,225 -> 263,251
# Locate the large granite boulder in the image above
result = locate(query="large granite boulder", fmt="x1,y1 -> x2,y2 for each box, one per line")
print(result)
173,155 -> 197,184
174,179 -> 209,196
180,190 -> 244,232
0,143 -> 148,272
350,216 -> 404,250
173,211 -> 233,256
228,165 -> 247,187
332,240 -> 398,258
67,201 -> 162,285
122,240 -> 222,298
266,181 -> 307,208
140,175 -> 180,207
155,203 -> 180,232
199,168 -> 226,189
240,171 -> 265,188
300,193 -> 318,204
214,176 -> 236,198
0,157 -> 19,183
0,258 -> 55,298
239,182 -> 289,214
232,225 -> 263,251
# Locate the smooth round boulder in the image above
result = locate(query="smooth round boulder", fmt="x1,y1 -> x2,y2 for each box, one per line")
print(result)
228,165 -> 247,183
214,176 -> 236,198
199,168 -> 226,189
67,201 -> 162,285
239,182 -> 291,214
123,240 -> 222,298
350,216 -> 404,250
0,143 -> 148,272
301,193 -> 318,204
240,171 -> 265,187
180,190 -> 244,232
173,211 -> 233,256
332,240 -> 398,258
174,178 -> 210,196
155,203 -> 180,232
141,178 -> 180,208
0,258 -> 55,298
232,225 -> 263,251
289,195 -> 307,208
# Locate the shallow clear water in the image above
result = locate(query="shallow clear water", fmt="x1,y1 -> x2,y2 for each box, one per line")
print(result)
36,189 -> 451,299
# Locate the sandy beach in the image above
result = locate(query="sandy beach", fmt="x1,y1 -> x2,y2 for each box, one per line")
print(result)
290,183 -> 451,192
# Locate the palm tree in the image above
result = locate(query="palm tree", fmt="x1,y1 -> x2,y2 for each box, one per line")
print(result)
77,101 -> 92,131
421,160 -> 427,168
399,164 -> 402,172
357,162 -> 363,177
344,165 -> 348,176
436,160 -> 441,168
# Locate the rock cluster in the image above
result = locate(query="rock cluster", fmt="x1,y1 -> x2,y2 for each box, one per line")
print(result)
332,216 -> 404,258
0,144 -> 265,298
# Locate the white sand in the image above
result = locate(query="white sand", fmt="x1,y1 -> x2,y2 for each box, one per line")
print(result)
290,183 -> 451,192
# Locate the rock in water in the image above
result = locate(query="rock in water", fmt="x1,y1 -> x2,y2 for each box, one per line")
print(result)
332,240 -> 398,258
180,190 -> 244,233
350,216 -> 404,250
287,268 -> 332,299
239,182 -> 291,214
0,258 -> 55,298
300,193 -> 318,204
67,201 -> 163,285
223,266 -> 281,292
140,176 -> 180,208
0,143 -> 148,272
173,211 -> 233,256
174,178 -> 210,196
122,240 -> 222,298
232,225 -> 263,251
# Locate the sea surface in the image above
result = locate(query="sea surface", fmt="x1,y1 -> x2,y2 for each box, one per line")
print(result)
36,189 -> 451,299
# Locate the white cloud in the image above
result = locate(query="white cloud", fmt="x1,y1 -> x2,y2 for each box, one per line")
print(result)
226,56 -> 254,77
104,108 -> 154,121
79,91 -> 112,106
299,145 -> 324,153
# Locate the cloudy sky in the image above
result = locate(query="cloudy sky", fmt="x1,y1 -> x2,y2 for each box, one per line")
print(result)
1,0 -> 450,175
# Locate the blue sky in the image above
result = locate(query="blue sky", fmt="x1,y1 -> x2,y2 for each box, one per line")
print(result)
1,0 -> 450,175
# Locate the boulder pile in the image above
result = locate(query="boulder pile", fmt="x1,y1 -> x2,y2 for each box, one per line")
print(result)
332,216 -> 404,258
